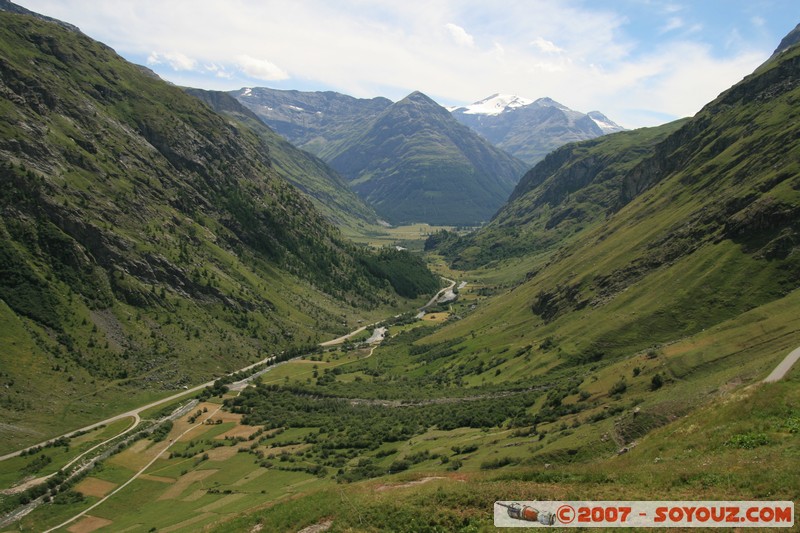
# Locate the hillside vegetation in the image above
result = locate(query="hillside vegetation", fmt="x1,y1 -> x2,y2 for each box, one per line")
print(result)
0,10 -> 436,450
427,42 -> 800,370
185,89 -> 382,236
427,120 -> 688,269
202,37 -> 800,531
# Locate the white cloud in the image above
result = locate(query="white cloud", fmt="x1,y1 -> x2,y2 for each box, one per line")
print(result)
661,17 -> 684,33
17,0 -> 778,129
205,64 -> 232,79
146,51 -> 197,71
235,55 -> 289,81
530,37 -> 565,54
445,23 -> 474,47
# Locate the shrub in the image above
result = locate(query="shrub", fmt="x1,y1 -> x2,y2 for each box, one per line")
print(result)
609,379 -> 627,395
480,456 -> 518,470
725,432 -> 769,449
650,373 -> 664,390
388,459 -> 410,473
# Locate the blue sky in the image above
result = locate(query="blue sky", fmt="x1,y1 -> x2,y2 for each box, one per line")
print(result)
18,0 -> 800,128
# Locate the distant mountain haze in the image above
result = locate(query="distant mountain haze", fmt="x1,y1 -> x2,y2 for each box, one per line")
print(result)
234,87 -> 623,225
235,88 -> 528,225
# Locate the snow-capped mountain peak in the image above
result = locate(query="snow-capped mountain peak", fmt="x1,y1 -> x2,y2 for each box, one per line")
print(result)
532,96 -> 570,111
586,111 -> 626,134
449,93 -> 626,165
455,93 -> 534,115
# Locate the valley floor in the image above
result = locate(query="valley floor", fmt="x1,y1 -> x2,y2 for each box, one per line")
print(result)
2,283 -> 799,532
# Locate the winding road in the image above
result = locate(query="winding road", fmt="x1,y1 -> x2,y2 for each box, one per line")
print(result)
4,277 -> 799,530
0,356 -> 274,463
416,277 -> 456,318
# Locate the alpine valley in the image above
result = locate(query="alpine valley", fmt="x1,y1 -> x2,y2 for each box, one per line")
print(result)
1,3 -> 799,533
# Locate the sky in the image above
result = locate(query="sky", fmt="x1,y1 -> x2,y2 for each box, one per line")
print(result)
17,0 -> 800,128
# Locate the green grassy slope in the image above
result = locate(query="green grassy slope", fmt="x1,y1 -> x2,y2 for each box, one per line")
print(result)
0,10 -> 436,451
425,42 -> 800,373
428,120 -> 688,269
214,361 -> 799,532
2,7 -> 799,532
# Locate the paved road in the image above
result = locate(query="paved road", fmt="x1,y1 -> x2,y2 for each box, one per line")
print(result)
0,414 -> 141,496
0,356 -> 275,463
763,346 -> 800,383
416,277 -> 455,318
319,326 -> 368,347
421,278 -> 455,309
2,281 -> 449,462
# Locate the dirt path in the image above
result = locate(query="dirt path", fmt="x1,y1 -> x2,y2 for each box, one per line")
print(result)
42,399 -> 231,533
296,519 -> 333,533
346,384 -> 548,408
375,476 -> 445,492
1,415 -> 140,496
763,345 -> 800,383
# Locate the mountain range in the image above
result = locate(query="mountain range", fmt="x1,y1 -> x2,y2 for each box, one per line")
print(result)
235,88 -> 528,225
449,93 -> 626,165
323,91 -> 527,225
230,29 -> 799,527
232,87 -> 625,226
428,26 -> 800,365
231,86 -> 392,159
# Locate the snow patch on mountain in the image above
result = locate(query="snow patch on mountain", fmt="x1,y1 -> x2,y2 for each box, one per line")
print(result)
587,111 -> 625,134
454,93 -> 534,115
